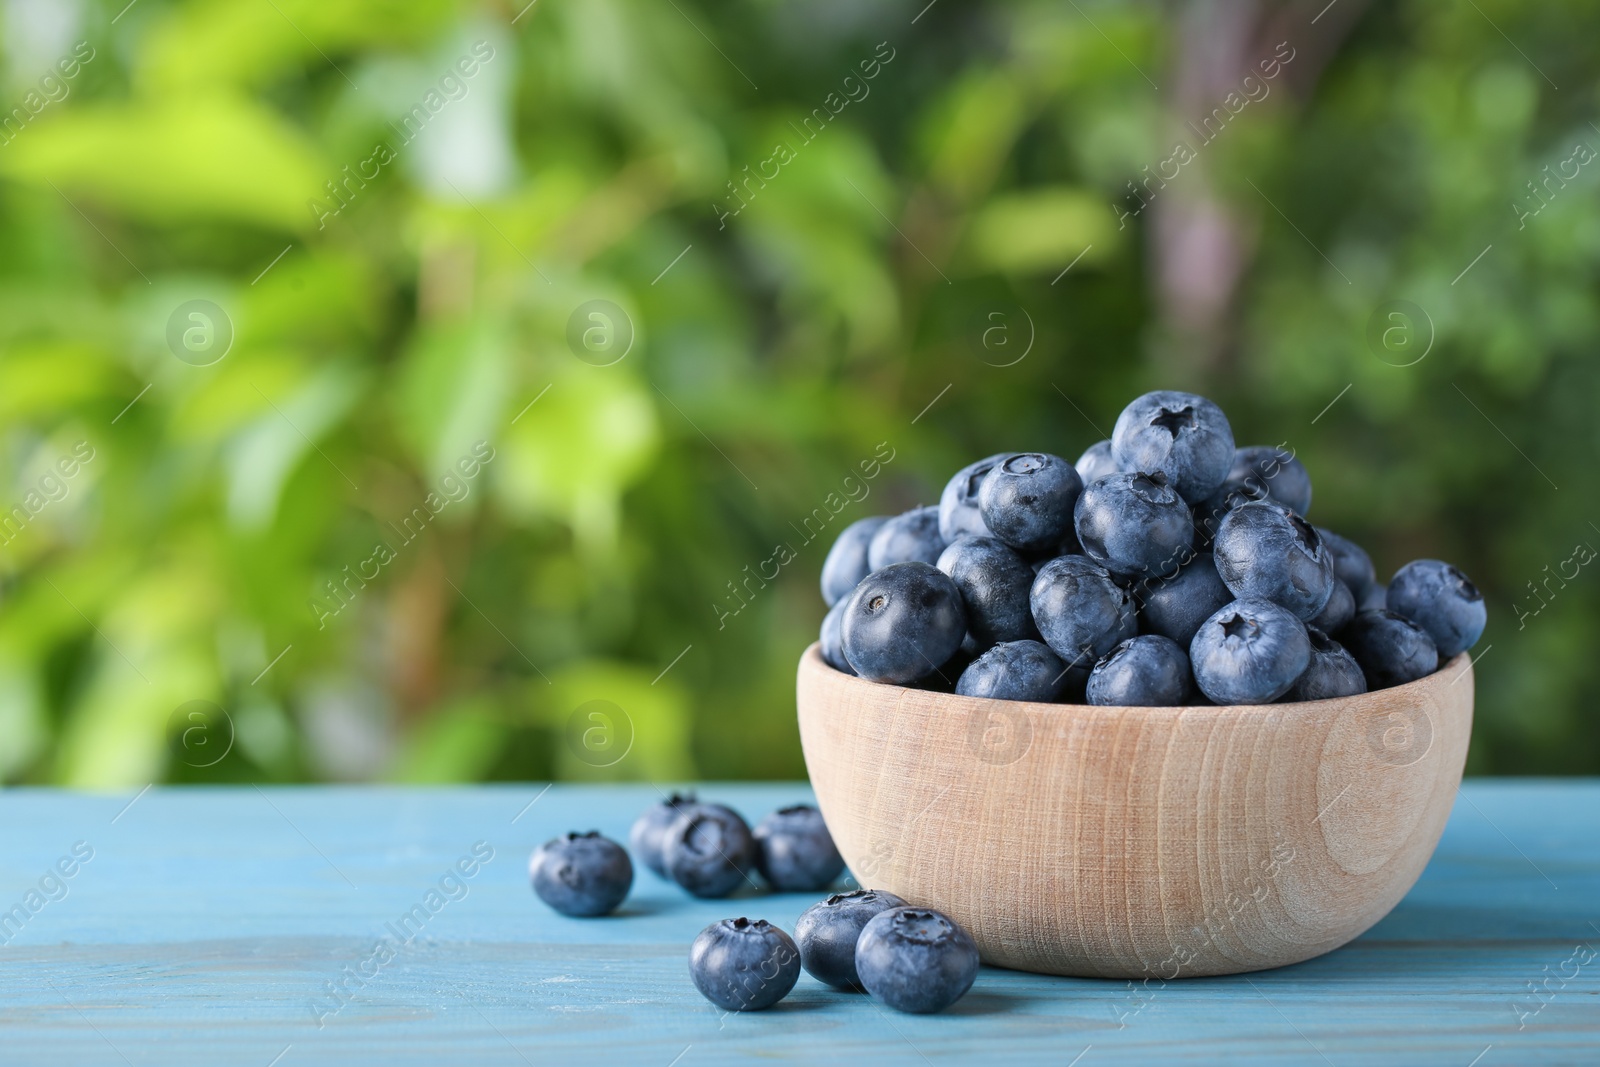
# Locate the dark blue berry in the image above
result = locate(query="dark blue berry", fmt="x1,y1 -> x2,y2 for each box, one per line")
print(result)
936,536 -> 1038,648
1318,528 -> 1377,600
1214,500 -> 1335,621
1135,550 -> 1232,647
1386,559 -> 1486,658
819,599 -> 855,675
1308,578 -> 1356,635
1111,390 -> 1235,503
1031,555 -> 1138,674
1074,471 -> 1194,577
955,639 -> 1068,701
1189,598 -> 1312,704
1074,439 -> 1119,484
794,889 -> 908,989
867,506 -> 946,570
689,917 -> 800,1011
1341,610 -> 1438,689
1228,445 -> 1313,515
856,907 -> 980,1014
938,453 -> 1013,541
821,516 -> 889,607
629,792 -> 696,878
1086,634 -> 1191,706
753,805 -> 844,892
977,452 -> 1083,554
529,832 -> 633,917
1284,627 -> 1367,701
841,562 -> 967,685
664,803 -> 758,898
1193,475 -> 1271,547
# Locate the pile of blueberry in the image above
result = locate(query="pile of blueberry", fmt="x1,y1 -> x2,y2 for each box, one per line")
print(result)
527,795 -> 979,1013
819,390 -> 1488,705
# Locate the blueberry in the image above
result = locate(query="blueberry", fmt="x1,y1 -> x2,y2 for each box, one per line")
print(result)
856,907 -> 980,1014
1086,635 -> 1192,706
975,452 -> 1083,554
753,805 -> 844,892
1386,559 -> 1487,658
1318,528 -> 1377,599
1030,555 -> 1138,674
630,792 -> 697,878
1074,439 -> 1119,484
1359,582 -> 1388,613
1283,627 -> 1367,701
841,562 -> 967,685
1111,390 -> 1235,503
1189,598 -> 1312,704
1192,476 -> 1271,548
819,599 -> 855,675
938,453 -> 1013,541
1074,471 -> 1194,577
1228,445 -> 1313,515
955,639 -> 1068,701
936,536 -> 1039,648
1213,500 -> 1335,621
867,506 -> 946,570
794,889 -> 908,989
663,803 -> 758,898
1135,551 -> 1232,647
1308,578 -> 1356,635
821,516 -> 889,607
688,917 -> 801,1011
528,831 -> 633,917
1341,609 -> 1439,689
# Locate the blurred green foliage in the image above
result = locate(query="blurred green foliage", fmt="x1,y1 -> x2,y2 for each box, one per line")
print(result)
0,0 -> 1596,786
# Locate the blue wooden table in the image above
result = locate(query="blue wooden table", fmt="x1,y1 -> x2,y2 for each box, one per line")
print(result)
1,781 -> 1595,1066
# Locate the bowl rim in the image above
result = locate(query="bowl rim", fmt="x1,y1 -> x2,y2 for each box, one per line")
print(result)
800,642 -> 1471,717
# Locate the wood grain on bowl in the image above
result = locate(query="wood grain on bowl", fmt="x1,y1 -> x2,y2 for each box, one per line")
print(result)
796,643 -> 1473,978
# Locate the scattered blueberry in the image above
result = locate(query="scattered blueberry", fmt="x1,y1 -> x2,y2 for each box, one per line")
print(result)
977,452 -> 1083,554
868,506 -> 946,570
528,832 -> 633,917
1284,627 -> 1367,701
819,599 -> 855,675
938,453 -> 1012,541
1074,439 -> 1119,484
1228,445 -> 1313,515
1111,390 -> 1235,503
1031,555 -> 1139,675
856,907 -> 980,1014
794,889 -> 908,989
1319,528 -> 1377,599
1386,559 -> 1487,658
630,792 -> 696,879
821,516 -> 889,607
841,562 -> 967,685
663,803 -> 758,898
1086,635 -> 1192,706
1074,471 -> 1195,577
956,639 -> 1068,702
753,805 -> 844,892
1213,500 -> 1335,621
1136,551 -> 1232,647
689,917 -> 801,1011
936,536 -> 1039,648
1308,578 -> 1356,635
1341,610 -> 1439,689
1189,598 -> 1312,704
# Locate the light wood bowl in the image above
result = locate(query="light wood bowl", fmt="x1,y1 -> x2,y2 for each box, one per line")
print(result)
796,643 -> 1473,978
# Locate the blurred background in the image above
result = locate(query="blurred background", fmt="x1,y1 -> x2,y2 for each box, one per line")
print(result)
0,0 -> 1595,787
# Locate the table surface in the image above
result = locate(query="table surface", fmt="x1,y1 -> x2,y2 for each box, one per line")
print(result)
0,781 -> 1595,1067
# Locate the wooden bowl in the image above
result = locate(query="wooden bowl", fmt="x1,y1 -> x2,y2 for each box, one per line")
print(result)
796,643 -> 1473,978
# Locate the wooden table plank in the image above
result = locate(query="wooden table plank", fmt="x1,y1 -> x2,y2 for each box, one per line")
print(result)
0,781 -> 1595,1066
